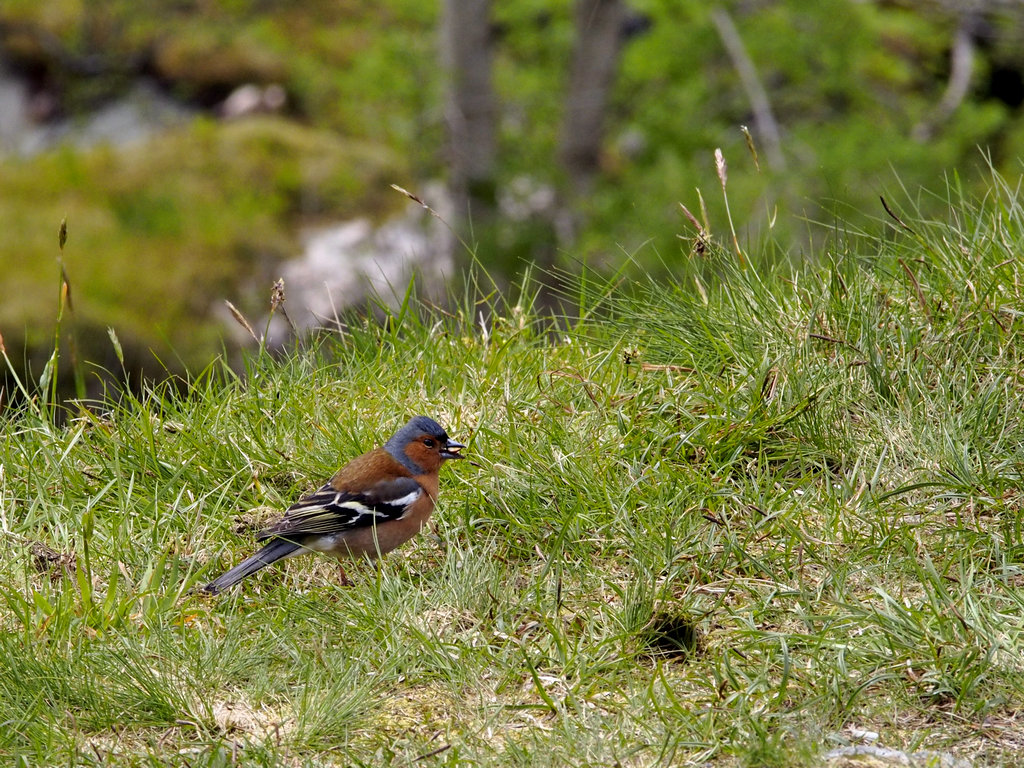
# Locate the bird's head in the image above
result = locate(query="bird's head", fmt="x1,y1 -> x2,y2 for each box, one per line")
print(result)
385,415 -> 465,474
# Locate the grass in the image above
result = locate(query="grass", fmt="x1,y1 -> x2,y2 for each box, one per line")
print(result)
1,172 -> 1023,766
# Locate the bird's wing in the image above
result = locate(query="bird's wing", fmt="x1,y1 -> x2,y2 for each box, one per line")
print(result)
257,476 -> 424,540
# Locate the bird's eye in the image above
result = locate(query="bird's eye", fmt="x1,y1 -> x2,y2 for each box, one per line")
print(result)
423,438 -> 437,448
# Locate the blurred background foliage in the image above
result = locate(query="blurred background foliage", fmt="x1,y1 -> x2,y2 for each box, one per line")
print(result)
0,0 -> 1022,390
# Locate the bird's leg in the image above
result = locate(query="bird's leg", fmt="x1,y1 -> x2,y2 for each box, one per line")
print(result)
427,522 -> 446,554
337,563 -> 353,587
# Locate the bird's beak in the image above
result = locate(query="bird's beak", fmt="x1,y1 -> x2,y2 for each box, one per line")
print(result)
441,439 -> 465,460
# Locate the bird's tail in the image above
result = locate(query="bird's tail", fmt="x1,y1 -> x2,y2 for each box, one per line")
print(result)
203,539 -> 302,594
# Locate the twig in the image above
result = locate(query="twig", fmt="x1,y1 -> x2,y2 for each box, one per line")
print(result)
640,363 -> 695,373
224,300 -> 259,343
898,258 -> 933,325
808,333 -> 864,355
880,196 -> 916,235
740,125 -> 760,172
710,6 -> 785,171
270,278 -> 301,343
715,148 -> 745,266
415,744 -> 452,761
913,16 -> 976,142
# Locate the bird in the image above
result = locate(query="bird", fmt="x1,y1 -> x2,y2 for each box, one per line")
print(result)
203,415 -> 465,593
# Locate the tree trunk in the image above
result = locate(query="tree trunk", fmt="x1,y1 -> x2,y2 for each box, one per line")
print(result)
441,0 -> 497,231
559,0 -> 625,196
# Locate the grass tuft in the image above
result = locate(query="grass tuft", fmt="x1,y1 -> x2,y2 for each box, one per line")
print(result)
1,173 -> 1024,764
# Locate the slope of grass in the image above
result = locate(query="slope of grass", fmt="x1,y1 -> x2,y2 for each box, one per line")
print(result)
1,175 -> 1023,766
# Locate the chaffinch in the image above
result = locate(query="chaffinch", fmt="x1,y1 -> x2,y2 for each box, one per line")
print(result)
203,415 -> 464,594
